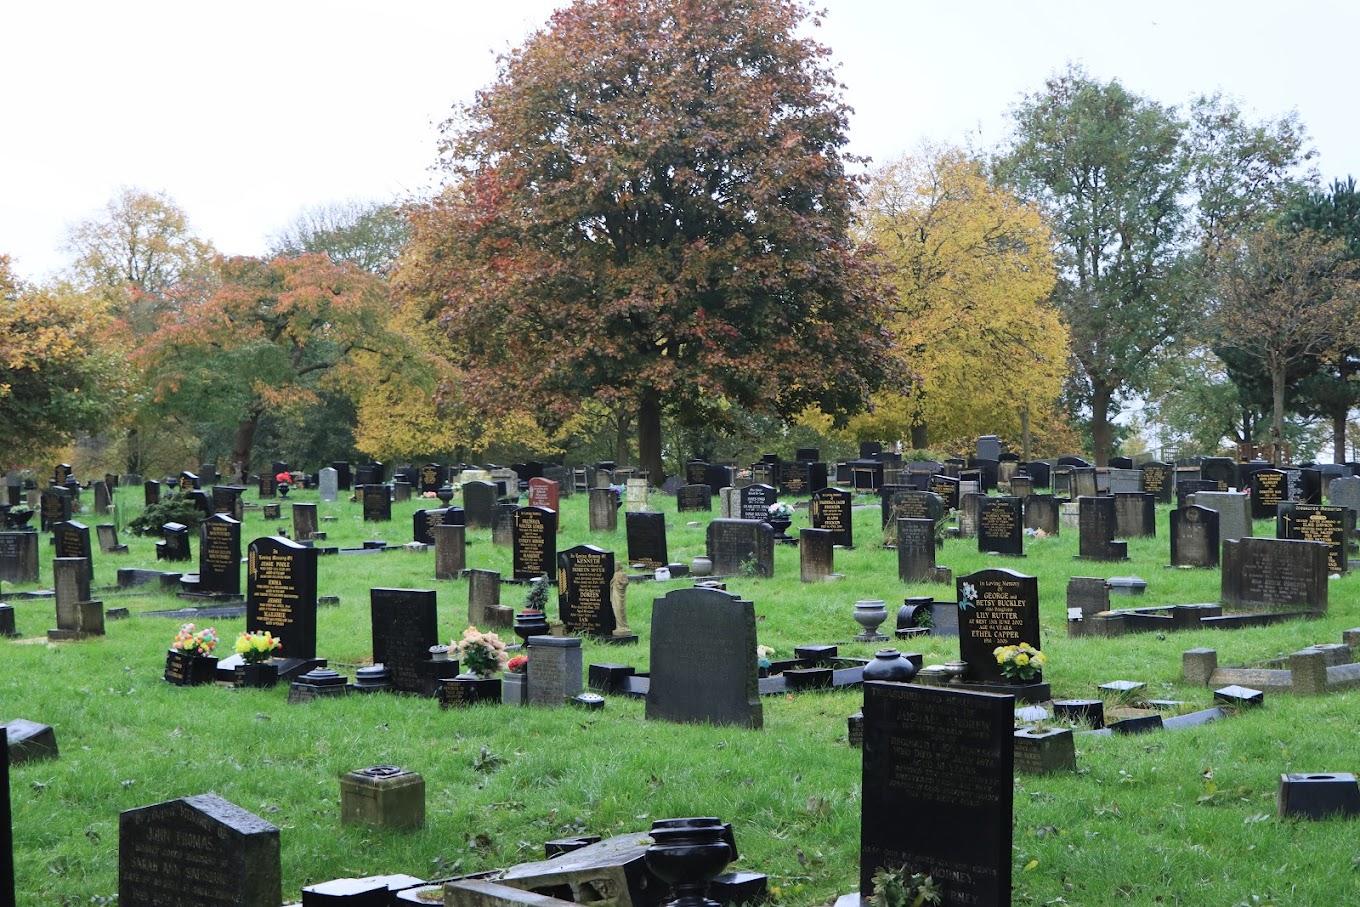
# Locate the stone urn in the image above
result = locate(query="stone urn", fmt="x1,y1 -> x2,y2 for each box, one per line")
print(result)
853,600 -> 889,642
436,485 -> 456,506
690,556 -> 713,577
513,610 -> 550,647
862,648 -> 918,684
646,818 -> 733,907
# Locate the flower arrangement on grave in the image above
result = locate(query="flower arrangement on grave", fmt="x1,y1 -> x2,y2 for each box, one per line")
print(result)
524,578 -> 548,613
994,642 -> 1046,682
868,866 -> 942,907
455,625 -> 509,677
171,623 -> 218,656
767,501 -> 794,520
235,630 -> 282,664
423,490 -> 439,499
506,654 -> 528,674
275,471 -> 292,495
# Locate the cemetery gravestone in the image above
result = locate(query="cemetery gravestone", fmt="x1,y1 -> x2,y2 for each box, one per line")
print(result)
492,503 -> 518,548
526,636 -> 584,707
957,567 -> 1041,684
739,484 -> 776,522
977,497 -> 1023,556
800,528 -> 835,582
370,588 -> 439,694
1277,504 -> 1352,575
1023,494 -> 1059,535
1189,491 -> 1252,543
211,485 -> 246,521
706,519 -> 775,577
676,484 -> 712,513
1077,496 -> 1127,561
1071,467 -> 1098,499
527,477 -> 560,512
52,520 -> 93,583
957,492 -> 983,538
318,467 -> 339,503
1221,537 -> 1329,613
39,488 -> 71,532
158,522 -> 191,562
1251,469 -> 1289,520
1170,506 -> 1220,569
362,485 -> 392,522
1327,476 -> 1360,517
624,478 -> 649,513
860,682 -> 1013,907
556,545 -> 616,637
144,480 -> 161,507
512,506 -> 558,581
0,532 -> 39,584
292,502 -> 319,541
1,737 -> 9,906
258,472 -> 276,499
1113,492 -> 1156,538
1009,474 -> 1034,500
418,464 -> 445,496
463,480 -> 497,530
897,518 -> 937,582
93,480 -> 111,515
119,793 -> 281,907
1200,457 -> 1238,491
810,487 -> 853,548
625,511 -> 668,570
646,586 -> 761,728
928,474 -> 960,511
588,487 -> 618,532
199,514 -> 242,596
882,488 -> 944,529
433,524 -> 466,580
246,536 -> 319,660
467,569 -> 501,626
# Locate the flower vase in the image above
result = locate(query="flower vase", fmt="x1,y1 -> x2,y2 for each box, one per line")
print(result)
646,818 -> 734,907
853,600 -> 889,642
514,611 -> 550,647
436,485 -> 456,506
235,661 -> 279,688
862,648 -> 918,683
767,516 -> 792,541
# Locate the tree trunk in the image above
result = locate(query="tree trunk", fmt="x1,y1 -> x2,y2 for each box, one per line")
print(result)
233,412 -> 262,483
1019,404 -> 1032,463
1333,405 -> 1349,464
1090,381 -> 1114,466
637,387 -> 664,484
124,426 -> 141,477
910,422 -> 928,450
1271,364 -> 1287,466
614,411 -> 631,466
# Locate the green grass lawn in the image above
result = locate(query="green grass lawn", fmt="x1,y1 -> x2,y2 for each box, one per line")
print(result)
5,485 -> 1360,906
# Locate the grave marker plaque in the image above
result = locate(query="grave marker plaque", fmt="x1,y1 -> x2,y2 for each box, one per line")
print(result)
212,485 -> 246,521
646,586 -> 761,728
361,485 -> 391,522
706,519 -> 774,577
625,511 -> 668,570
119,794 -> 281,907
1251,469 -> 1289,520
1277,503 -> 1352,575
897,518 -> 936,582
246,536 -> 318,659
556,545 -> 616,637
676,484 -> 712,513
739,484 -> 776,522
199,514 -> 242,595
977,497 -> 1023,556
39,488 -> 71,532
370,588 -> 439,694
881,487 -> 944,529
1170,505 -> 1219,569
810,487 -> 853,548
861,682 -> 1013,907
512,506 -> 557,581
956,567 -> 1041,683
927,475 -> 960,511
0,532 -> 39,584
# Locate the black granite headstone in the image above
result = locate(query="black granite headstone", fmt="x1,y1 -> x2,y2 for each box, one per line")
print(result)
705,519 -> 775,577
199,514 -> 242,595
1200,457 -> 1238,492
1277,503 -> 1352,575
739,484 -> 776,522
158,522 -> 192,562
556,545 -> 616,638
361,485 -> 391,522
212,485 -> 246,521
625,511 -> 668,571
676,485 -> 712,513
1170,505 -> 1219,569
810,487 -> 853,548
119,794 -> 281,907
370,588 -> 439,694
246,536 -> 319,659
1,734 -> 10,907
927,475 -> 960,511
956,567 -> 1041,683
1221,537 -> 1328,613
860,683 -> 1013,907
512,506 -> 558,581
462,480 -> 497,530
646,586 -> 761,728
1077,496 -> 1127,561
881,487 -> 944,529
52,520 -> 93,582
332,461 -> 352,492
977,497 -> 1023,556
39,488 -> 71,532
1113,492 -> 1156,538
897,518 -> 936,582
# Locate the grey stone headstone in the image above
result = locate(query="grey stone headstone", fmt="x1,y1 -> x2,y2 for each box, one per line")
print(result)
53,557 -> 92,632
119,794 -> 281,907
1327,476 -> 1360,516
526,636 -> 583,707
1113,492 -> 1156,538
646,586 -> 761,728
292,502 -> 318,541
719,487 -> 738,519
1221,537 -> 1328,613
705,519 -> 774,577
318,467 -> 338,503
433,524 -> 467,580
0,531 -> 39,584
463,481 -> 498,530
1105,468 -> 1143,495
588,488 -> 618,532
897,518 -> 936,582
1189,491 -> 1252,543
799,528 -> 835,582
1077,496 -> 1126,561
467,569 -> 500,625
958,492 -> 984,538
1023,494 -> 1058,535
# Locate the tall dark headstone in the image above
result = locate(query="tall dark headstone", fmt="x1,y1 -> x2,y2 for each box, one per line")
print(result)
418,464 -> 445,496
92,480 -> 111,516
512,506 -> 558,581
927,475 -> 960,511
467,568 -> 501,625
706,519 -> 775,577
1170,505 -> 1219,569
1077,496 -> 1127,561
956,567 -> 1041,684
52,520 -> 93,583
738,484 -> 776,522
977,497 -> 1023,557
212,485 -> 246,521
1250,468 -> 1289,520
332,461 -> 352,492
462,480 -> 497,530
1277,503 -> 1352,575
810,487 -> 853,548
143,480 -> 161,507
199,514 -> 242,595
361,485 -> 391,522
881,488 -> 944,529
646,586 -> 761,728
292,502 -> 318,541
370,588 -> 439,694
861,683 -> 1013,907
157,522 -> 192,562
119,794 -> 281,907
625,511 -> 668,570
39,487 -> 71,532
1200,457 -> 1238,492
1139,461 -> 1173,504
1113,492 -> 1156,538
0,532 -> 39,584
897,518 -> 937,582
246,536 -> 318,660
556,545 -> 616,638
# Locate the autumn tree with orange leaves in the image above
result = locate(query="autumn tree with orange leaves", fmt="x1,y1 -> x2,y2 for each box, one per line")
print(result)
403,0 -> 897,481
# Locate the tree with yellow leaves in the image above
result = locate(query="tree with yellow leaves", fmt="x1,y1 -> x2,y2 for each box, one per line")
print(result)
851,148 -> 1069,457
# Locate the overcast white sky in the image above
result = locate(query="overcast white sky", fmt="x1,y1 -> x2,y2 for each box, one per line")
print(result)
4,1 -> 1357,281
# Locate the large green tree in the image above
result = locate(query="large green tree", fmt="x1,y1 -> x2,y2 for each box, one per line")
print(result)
1002,68 -> 1312,463
404,0 -> 896,481
268,199 -> 410,276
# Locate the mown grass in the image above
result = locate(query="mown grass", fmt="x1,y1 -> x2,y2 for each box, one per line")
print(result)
5,486 -> 1360,906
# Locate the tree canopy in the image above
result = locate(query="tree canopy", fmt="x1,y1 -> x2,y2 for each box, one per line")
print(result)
402,0 -> 897,479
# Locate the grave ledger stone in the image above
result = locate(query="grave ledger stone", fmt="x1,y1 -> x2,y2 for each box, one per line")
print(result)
861,682 -> 1013,907
119,794 -> 281,907
646,586 -> 762,729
